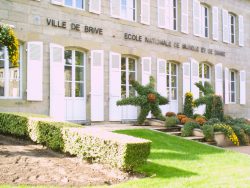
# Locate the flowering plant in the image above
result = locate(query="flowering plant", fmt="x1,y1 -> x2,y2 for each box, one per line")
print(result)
214,123 -> 239,146
0,24 -> 19,66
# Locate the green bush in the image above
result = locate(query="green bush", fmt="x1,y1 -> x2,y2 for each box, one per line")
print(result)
165,117 -> 179,127
204,118 -> 220,126
181,121 -> 200,137
193,113 -> 202,119
202,124 -> 214,141
0,112 -> 151,171
223,115 -> 234,125
230,125 -> 248,145
184,92 -> 193,118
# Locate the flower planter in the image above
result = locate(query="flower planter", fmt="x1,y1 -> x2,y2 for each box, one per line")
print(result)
192,128 -> 204,137
214,132 -> 234,147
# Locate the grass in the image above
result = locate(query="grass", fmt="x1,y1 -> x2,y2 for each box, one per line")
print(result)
113,129 -> 250,188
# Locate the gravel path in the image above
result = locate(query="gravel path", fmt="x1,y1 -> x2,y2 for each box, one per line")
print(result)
0,134 -> 141,186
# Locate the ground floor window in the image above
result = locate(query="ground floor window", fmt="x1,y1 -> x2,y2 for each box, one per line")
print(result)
121,56 -> 137,98
199,63 -> 211,96
166,62 -> 178,100
64,50 -> 85,98
229,70 -> 236,103
0,45 -> 21,98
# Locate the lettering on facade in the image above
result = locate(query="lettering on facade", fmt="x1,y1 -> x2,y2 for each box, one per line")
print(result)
124,32 -> 226,57
46,18 -> 103,35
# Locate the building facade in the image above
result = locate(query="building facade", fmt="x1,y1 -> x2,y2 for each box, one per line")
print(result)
0,0 -> 249,123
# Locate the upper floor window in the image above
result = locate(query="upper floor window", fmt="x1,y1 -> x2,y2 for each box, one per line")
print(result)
0,45 -> 21,98
229,13 -> 236,44
64,0 -> 85,9
201,5 -> 209,38
121,0 -> 137,21
173,0 -> 178,31
229,70 -> 236,103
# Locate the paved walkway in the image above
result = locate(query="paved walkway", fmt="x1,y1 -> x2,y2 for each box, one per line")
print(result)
225,146 -> 250,155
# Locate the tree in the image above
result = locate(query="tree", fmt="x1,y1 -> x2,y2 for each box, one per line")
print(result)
116,76 -> 169,125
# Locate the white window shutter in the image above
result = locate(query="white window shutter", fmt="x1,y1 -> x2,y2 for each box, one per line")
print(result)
190,58 -> 199,99
182,62 -> 191,103
240,70 -> 246,105
239,15 -> 244,46
200,6 -> 205,37
110,0 -> 120,18
27,41 -> 43,101
109,52 -> 121,121
141,57 -> 151,85
141,0 -> 150,25
157,59 -> 168,115
89,0 -> 101,14
224,67 -> 229,104
165,0 -> 171,29
181,0 -> 189,34
222,9 -> 229,43
91,50 -> 104,121
215,63 -> 223,96
169,0 -> 174,30
49,43 -> 65,120
158,0 -> 167,28
51,0 -> 63,6
212,6 -> 219,40
193,0 -> 201,36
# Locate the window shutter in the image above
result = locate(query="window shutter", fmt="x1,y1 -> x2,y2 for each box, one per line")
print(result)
49,43 -> 65,120
169,0 -> 174,30
193,0 -> 201,36
110,0 -> 120,18
27,41 -> 43,101
240,70 -> 246,105
158,0 -> 167,28
91,50 -> 104,121
51,0 -> 63,6
190,58 -> 199,99
222,9 -> 229,43
200,6 -> 205,37
212,6 -> 219,41
181,0 -> 189,34
89,0 -> 101,14
141,57 -> 151,85
165,0 -> 170,29
182,62 -> 191,103
224,67 -> 229,104
141,0 -> 150,25
109,52 -> 121,121
215,63 -> 223,96
127,0 -> 134,21
157,59 -> 168,115
239,15 -> 244,46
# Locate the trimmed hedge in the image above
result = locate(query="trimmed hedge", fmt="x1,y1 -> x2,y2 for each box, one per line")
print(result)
0,112 -> 151,170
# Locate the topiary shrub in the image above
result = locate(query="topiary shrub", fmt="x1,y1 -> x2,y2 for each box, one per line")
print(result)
165,116 -> 179,127
165,112 -> 176,117
177,114 -> 187,122
195,116 -> 207,126
193,113 -> 202,119
117,76 -> 169,125
184,92 -> 193,118
223,115 -> 234,125
181,117 -> 194,125
202,124 -> 214,141
181,121 -> 200,137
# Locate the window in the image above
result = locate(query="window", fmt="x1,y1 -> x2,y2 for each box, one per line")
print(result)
199,63 -> 211,96
64,50 -> 85,98
229,14 -> 236,44
0,45 -> 21,98
64,0 -> 85,9
173,0 -> 178,31
166,62 -> 178,100
229,70 -> 236,103
121,0 -> 137,21
121,57 -> 137,98
201,5 -> 209,38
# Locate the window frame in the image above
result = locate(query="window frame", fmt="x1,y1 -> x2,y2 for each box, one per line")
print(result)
0,45 -> 22,99
201,4 -> 209,38
199,63 -> 211,96
120,0 -> 137,22
166,61 -> 178,101
229,13 -> 236,44
229,70 -> 236,103
64,0 -> 85,10
173,0 -> 178,31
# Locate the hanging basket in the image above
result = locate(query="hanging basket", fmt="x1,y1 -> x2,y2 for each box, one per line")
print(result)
0,24 -> 19,66
147,93 -> 156,103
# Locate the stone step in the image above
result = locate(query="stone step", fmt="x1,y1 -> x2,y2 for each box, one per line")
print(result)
203,141 -> 217,146
184,136 -> 205,142
168,131 -> 182,136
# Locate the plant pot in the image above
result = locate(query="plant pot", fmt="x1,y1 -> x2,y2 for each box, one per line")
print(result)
214,132 -> 234,147
192,128 -> 204,137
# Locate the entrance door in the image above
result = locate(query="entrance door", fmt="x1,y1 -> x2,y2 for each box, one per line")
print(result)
64,50 -> 86,121
167,62 -> 178,113
121,57 -> 137,120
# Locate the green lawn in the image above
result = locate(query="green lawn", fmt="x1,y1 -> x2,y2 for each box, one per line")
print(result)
113,129 -> 250,188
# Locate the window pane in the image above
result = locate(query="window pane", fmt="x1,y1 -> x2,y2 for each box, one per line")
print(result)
171,88 -> 177,100
129,72 -> 135,84
171,76 -> 177,87
167,75 -> 170,87
65,66 -> 72,81
121,85 -> 126,98
76,0 -> 84,9
231,93 -> 235,102
65,50 -> 72,65
75,82 -> 84,97
231,72 -> 235,81
166,63 -> 170,74
231,82 -> 235,91
166,88 -> 170,99
121,72 -> 126,84
129,58 -> 135,71
9,80 -> 19,97
0,46 -> 4,59
199,64 -> 202,78
121,57 -> 126,70
0,79 -> 4,96
0,60 -> 4,69
65,0 -> 73,6
75,51 -> 84,66
129,86 -> 135,97
171,64 -> 177,75
65,82 -> 72,97
204,64 -> 210,79
75,67 -> 84,81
